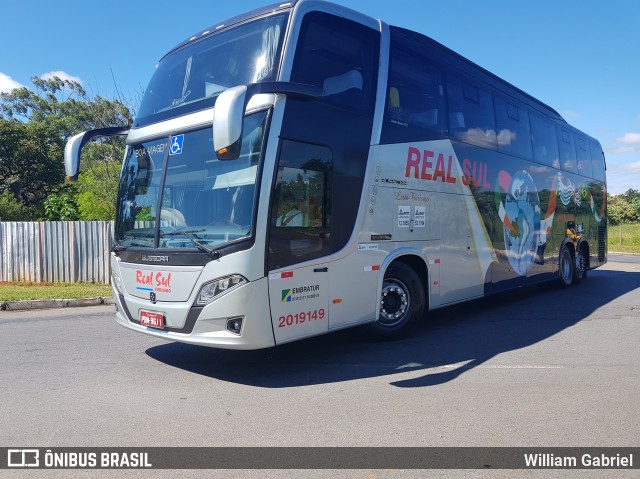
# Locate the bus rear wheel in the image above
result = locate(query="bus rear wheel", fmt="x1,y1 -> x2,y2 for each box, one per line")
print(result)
559,245 -> 575,288
369,262 -> 425,339
573,244 -> 588,284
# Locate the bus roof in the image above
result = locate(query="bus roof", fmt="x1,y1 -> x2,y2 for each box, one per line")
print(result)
166,1 -> 298,58
390,26 -> 566,123
165,1 -> 566,125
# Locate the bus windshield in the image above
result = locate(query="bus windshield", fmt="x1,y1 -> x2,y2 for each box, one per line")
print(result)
114,111 -> 268,250
135,13 -> 288,127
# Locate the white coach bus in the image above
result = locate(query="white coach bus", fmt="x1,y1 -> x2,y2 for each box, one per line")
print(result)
65,0 -> 607,349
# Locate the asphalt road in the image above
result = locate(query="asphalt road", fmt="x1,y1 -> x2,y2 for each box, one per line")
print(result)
1,255 -> 639,479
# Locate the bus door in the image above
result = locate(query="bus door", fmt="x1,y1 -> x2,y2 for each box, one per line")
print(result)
267,10 -> 380,341
267,140 -> 332,344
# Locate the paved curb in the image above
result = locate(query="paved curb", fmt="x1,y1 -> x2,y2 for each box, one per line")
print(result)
1,297 -> 114,311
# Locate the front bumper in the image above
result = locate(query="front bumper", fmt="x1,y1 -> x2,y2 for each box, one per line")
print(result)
114,277 -> 275,350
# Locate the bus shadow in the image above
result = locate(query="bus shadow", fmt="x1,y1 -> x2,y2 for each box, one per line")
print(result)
145,267 -> 639,388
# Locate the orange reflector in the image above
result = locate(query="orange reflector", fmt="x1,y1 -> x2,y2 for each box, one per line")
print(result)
217,147 -> 228,155
332,299 -> 343,304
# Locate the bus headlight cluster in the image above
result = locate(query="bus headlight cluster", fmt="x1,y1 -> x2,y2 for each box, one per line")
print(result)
111,268 -> 124,295
196,274 -> 247,306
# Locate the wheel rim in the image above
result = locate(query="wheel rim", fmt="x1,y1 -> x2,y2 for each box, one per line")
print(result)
379,278 -> 410,327
576,250 -> 586,277
561,250 -> 572,283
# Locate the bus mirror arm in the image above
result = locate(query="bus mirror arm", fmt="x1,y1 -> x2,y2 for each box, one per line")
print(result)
64,126 -> 130,182
213,82 -> 322,160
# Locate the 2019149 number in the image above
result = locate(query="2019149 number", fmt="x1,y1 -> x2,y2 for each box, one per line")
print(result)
278,309 -> 325,328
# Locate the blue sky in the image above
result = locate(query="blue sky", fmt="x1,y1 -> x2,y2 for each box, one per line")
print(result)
1,0 -> 638,194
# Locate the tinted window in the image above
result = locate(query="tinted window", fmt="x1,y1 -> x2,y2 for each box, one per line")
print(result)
590,141 -> 605,180
136,14 -> 287,127
381,34 -> 446,143
530,112 -> 560,168
269,141 -> 333,270
495,95 -> 532,159
291,12 -> 378,113
575,134 -> 592,177
558,127 -> 577,172
115,113 -> 268,249
447,73 -> 497,149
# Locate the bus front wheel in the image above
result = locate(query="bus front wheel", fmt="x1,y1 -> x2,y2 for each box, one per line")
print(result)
370,262 -> 425,339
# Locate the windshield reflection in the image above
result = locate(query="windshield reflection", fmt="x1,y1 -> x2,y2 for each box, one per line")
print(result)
135,13 -> 287,127
115,111 -> 268,250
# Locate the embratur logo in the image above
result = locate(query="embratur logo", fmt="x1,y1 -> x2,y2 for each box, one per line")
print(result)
281,289 -> 292,303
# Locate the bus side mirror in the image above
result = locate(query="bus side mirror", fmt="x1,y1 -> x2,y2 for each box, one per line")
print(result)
213,82 -> 321,160
64,126 -> 130,181
64,131 -> 86,181
213,85 -> 247,160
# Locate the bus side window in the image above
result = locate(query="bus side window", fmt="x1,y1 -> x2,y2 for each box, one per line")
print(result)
558,127 -> 577,173
446,73 -> 497,149
495,95 -> 532,160
290,11 -> 378,114
268,141 -> 333,270
590,141 -> 605,181
381,33 -> 447,144
575,135 -> 592,177
530,112 -> 560,168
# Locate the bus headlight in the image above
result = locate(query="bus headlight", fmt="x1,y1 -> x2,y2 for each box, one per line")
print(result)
196,274 -> 247,306
112,268 -> 124,295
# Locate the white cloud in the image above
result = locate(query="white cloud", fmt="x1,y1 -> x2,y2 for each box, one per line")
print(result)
608,160 -> 640,173
605,169 -> 640,195
618,132 -> 640,145
39,70 -> 83,84
607,132 -> 640,155
0,72 -> 25,93
608,145 -> 636,155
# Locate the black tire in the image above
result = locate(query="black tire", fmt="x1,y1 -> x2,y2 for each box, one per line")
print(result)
559,245 -> 574,288
369,262 -> 425,339
573,244 -> 588,284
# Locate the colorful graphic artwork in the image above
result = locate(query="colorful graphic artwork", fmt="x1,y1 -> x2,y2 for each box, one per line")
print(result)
495,170 -> 541,276
495,168 -> 606,277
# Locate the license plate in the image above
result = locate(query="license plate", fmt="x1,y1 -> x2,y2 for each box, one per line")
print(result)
140,310 -> 164,329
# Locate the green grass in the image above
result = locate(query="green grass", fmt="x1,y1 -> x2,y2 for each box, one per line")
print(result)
608,223 -> 640,254
0,282 -> 112,303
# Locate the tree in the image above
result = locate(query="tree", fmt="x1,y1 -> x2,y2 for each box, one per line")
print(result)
620,189 -> 640,221
0,76 -> 133,220
43,187 -> 79,221
75,160 -> 119,220
608,194 -> 638,225
0,118 -> 64,209
0,190 -> 40,221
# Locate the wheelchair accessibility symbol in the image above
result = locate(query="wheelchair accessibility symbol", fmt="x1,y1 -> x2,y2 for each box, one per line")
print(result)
169,134 -> 184,155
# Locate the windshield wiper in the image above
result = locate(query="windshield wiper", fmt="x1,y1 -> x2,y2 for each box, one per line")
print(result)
190,238 -> 220,259
162,228 -> 206,237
